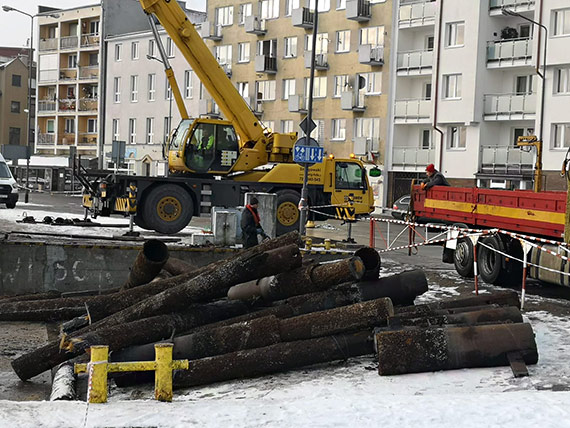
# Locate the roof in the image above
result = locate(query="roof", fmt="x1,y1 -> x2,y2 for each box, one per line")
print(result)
0,46 -> 29,59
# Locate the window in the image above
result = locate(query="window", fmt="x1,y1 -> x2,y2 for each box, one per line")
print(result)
238,3 -> 252,25
309,0 -> 330,12
148,39 -> 155,57
424,82 -> 433,100
337,0 -> 346,10
515,75 -> 533,95
216,6 -> 234,26
426,36 -> 435,51
130,75 -> 138,102
238,42 -> 250,63
305,33 -> 328,54
446,22 -> 465,47
331,119 -> 346,141
115,44 -> 122,61
304,76 -> 327,98
131,42 -> 139,60
114,77 -> 121,103
334,75 -> 349,97
166,37 -> 175,57
335,162 -> 365,190
64,118 -> 75,134
256,80 -> 276,100
360,26 -> 384,46
67,86 -> 75,98
448,126 -> 466,149
146,118 -> 154,143
215,45 -> 232,65
443,74 -> 462,99
358,72 -> 382,95
165,77 -> 173,100
68,54 -> 77,68
88,53 -> 99,66
129,118 -> 137,144
281,120 -> 294,133
184,71 -> 193,99
112,119 -> 120,141
519,23 -> 532,39
257,39 -> 277,57
47,119 -> 55,133
238,82 -> 249,98
553,8 -> 570,36
8,127 -> 20,145
87,118 -> 97,133
513,127 -> 534,146
555,68 -> 570,94
282,78 -> 296,100
148,74 -> 156,101
11,74 -> 21,87
261,0 -> 279,19
421,129 -> 432,149
262,120 -> 275,132
354,117 -> 380,140
10,101 -> 20,113
285,0 -> 299,16
553,124 -> 570,148
90,20 -> 99,34
336,30 -> 350,53
284,36 -> 297,58
164,117 -> 171,143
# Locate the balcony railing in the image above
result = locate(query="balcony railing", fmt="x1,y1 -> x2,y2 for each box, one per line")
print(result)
483,92 -> 536,120
60,36 -> 78,50
346,0 -> 371,21
201,22 -> 222,41
58,134 -> 76,145
341,91 -> 365,112
38,100 -> 56,113
487,38 -> 532,67
80,33 -> 100,48
78,133 -> 98,146
359,44 -> 384,66
37,133 -> 56,146
254,55 -> 277,74
479,145 -> 534,174
244,15 -> 267,35
79,66 -> 99,80
39,38 -> 57,51
288,94 -> 308,113
292,8 -> 314,29
489,0 -> 535,15
59,68 -> 77,81
394,99 -> 432,123
398,0 -> 437,28
304,52 -> 329,69
392,146 -> 435,170
79,97 -> 98,112
397,49 -> 433,74
58,98 -> 77,112
39,69 -> 58,82
245,96 -> 263,116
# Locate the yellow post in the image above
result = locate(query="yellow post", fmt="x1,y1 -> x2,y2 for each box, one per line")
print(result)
324,239 -> 331,250
154,343 -> 188,402
305,237 -> 312,250
74,345 -> 110,404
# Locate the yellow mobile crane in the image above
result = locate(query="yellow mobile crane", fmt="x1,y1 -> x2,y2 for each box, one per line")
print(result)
81,0 -> 375,234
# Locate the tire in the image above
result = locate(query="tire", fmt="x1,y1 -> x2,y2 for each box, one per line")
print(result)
275,189 -> 300,236
6,202 -> 16,209
133,213 -> 152,230
142,184 -> 194,234
454,238 -> 474,277
477,235 -> 505,285
499,236 -> 524,287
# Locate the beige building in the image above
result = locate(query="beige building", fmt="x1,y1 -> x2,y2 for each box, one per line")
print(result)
0,57 -> 30,147
36,4 -> 102,158
201,0 -> 392,163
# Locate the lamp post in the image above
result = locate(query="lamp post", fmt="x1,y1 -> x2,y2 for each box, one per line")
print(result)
502,7 -> 548,192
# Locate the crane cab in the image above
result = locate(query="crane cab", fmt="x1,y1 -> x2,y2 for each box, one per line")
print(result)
168,118 -> 240,174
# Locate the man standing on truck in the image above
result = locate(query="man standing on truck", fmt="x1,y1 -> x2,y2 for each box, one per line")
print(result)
421,163 -> 450,190
241,198 -> 267,248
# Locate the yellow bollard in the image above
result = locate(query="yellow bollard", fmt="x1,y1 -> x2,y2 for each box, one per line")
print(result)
155,343 -> 188,402
305,237 -> 312,250
306,220 -> 315,229
324,239 -> 331,250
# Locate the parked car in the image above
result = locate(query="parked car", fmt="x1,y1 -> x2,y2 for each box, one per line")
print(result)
0,153 -> 19,209
391,194 -> 410,219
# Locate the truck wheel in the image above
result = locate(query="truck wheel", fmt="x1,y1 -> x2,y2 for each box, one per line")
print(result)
477,235 -> 505,285
276,190 -> 300,236
499,236 -> 524,287
134,214 -> 151,231
143,185 -> 193,234
454,238 -> 474,277
6,202 -> 16,209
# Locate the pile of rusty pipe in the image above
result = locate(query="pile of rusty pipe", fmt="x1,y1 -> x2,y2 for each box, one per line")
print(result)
123,239 -> 169,290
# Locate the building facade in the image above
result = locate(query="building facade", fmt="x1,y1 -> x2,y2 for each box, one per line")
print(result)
36,4 -> 102,158
0,56 -> 32,149
386,0 -> 570,204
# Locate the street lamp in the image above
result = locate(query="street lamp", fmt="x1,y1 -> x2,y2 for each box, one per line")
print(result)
147,54 -> 172,150
2,6 -> 59,202
501,7 -> 548,192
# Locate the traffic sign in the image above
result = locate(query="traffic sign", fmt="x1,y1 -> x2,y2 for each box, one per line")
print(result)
299,117 -> 317,137
293,137 -> 324,164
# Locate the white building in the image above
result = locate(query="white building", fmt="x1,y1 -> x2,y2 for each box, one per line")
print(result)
386,0 -> 570,204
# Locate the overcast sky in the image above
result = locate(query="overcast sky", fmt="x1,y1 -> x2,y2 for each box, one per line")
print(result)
0,0 -> 206,49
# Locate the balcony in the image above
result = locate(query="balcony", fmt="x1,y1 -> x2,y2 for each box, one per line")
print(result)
304,52 -> 329,70
37,133 -> 56,147
201,22 -> 222,41
60,36 -> 78,50
489,0 -> 535,16
39,69 -> 58,82
288,95 -> 307,113
59,68 -> 77,81
245,96 -> 263,117
79,66 -> 99,80
353,137 -> 379,156
398,0 -> 436,29
359,45 -> 384,66
39,38 -> 57,51
58,98 -> 77,113
38,100 -> 57,113
392,146 -> 436,170
79,97 -> 98,112
483,92 -> 536,121
244,15 -> 267,35
394,99 -> 432,124
78,133 -> 98,146
346,0 -> 371,21
254,55 -> 277,74
80,33 -> 100,48
58,134 -> 76,145
487,38 -> 532,68
479,145 -> 534,175
341,91 -> 365,112
292,8 -> 314,29
396,50 -> 433,76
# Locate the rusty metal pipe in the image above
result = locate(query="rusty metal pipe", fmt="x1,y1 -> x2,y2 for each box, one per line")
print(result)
354,247 -> 381,281
123,240 -> 169,290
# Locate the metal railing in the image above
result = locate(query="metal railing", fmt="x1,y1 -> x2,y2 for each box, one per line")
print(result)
392,146 -> 435,169
394,99 -> 432,121
60,36 -> 78,49
38,100 -> 57,113
398,0 -> 437,27
347,0 -> 371,19
78,133 -> 98,145
39,38 -> 57,51
58,98 -> 77,112
79,66 -> 99,80
59,68 -> 78,81
397,49 -> 433,71
489,0 -> 535,11
479,145 -> 534,174
487,37 -> 532,64
359,44 -> 384,64
255,55 -> 277,73
483,92 -> 536,118
37,133 -> 56,146
80,33 -> 100,48
39,69 -> 58,82
79,97 -> 98,111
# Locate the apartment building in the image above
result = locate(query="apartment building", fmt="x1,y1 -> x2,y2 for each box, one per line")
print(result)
36,5 -> 102,158
201,0 -> 392,162
104,8 -> 206,173
0,57 -> 30,148
386,0 -> 570,204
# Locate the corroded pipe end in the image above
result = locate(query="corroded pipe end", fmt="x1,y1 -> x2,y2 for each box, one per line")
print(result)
227,280 -> 262,301
143,239 -> 169,263
350,256 -> 366,281
354,247 -> 381,281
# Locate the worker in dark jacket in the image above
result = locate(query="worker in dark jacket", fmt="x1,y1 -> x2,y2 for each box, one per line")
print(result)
421,163 -> 450,190
241,197 -> 265,248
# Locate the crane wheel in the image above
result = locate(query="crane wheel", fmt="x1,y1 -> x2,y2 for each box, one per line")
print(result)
276,190 -> 301,236
142,185 -> 193,234
134,214 -> 152,230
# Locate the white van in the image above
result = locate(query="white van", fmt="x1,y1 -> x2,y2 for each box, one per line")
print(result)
0,153 -> 19,208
